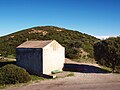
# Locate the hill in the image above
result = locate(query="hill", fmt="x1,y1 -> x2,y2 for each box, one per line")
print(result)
0,26 -> 99,59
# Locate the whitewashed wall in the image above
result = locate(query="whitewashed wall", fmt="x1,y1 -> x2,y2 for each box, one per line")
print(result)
43,40 -> 65,74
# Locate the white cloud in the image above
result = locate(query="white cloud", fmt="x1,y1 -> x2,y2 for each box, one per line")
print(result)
95,36 -> 110,40
95,35 -> 118,40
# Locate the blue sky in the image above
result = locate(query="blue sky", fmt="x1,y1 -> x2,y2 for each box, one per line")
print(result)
0,0 -> 120,37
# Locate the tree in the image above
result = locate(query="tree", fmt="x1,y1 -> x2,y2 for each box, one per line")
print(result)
94,37 -> 120,72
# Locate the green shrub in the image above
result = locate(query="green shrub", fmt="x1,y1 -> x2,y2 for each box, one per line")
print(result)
94,37 -> 120,72
0,64 -> 31,84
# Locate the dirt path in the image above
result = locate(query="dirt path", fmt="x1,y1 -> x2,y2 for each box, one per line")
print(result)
3,60 -> 120,90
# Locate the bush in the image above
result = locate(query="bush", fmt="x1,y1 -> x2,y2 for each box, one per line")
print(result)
0,64 -> 31,84
94,37 -> 120,72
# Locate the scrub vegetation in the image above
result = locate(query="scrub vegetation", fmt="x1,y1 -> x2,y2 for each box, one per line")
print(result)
0,26 -> 99,60
94,37 -> 120,73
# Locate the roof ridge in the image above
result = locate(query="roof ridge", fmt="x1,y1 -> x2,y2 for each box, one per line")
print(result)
17,40 -> 55,48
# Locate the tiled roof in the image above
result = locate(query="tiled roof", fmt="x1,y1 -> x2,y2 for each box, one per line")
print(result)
17,40 -> 53,48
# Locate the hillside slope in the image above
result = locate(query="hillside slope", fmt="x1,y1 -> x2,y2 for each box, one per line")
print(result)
0,26 -> 99,59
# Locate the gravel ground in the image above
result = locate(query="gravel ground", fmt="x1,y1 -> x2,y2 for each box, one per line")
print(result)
3,60 -> 120,90
3,73 -> 120,90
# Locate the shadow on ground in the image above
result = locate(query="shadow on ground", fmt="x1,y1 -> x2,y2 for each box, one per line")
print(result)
63,63 -> 111,73
0,61 -> 16,67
